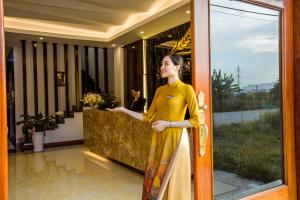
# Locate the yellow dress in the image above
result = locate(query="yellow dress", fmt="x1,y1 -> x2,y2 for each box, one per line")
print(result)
142,80 -> 200,200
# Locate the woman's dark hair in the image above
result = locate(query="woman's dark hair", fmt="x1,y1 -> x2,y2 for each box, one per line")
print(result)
131,86 -> 141,92
165,53 -> 185,79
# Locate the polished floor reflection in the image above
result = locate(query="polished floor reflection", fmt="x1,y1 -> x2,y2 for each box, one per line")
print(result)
9,145 -> 266,200
9,146 -> 143,200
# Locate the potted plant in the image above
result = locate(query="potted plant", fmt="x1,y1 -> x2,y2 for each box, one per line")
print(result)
81,92 -> 103,109
98,93 -> 120,110
16,114 -> 35,144
17,113 -> 58,152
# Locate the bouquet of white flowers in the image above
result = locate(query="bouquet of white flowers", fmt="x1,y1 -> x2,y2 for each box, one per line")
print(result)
82,92 -> 103,108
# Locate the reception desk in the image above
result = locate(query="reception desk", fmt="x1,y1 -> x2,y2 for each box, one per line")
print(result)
83,109 -> 194,172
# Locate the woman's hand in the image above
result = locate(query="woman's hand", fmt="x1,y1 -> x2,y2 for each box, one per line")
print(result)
106,107 -> 125,112
152,120 -> 169,132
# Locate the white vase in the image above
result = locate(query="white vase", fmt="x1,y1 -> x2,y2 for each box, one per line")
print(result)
32,131 -> 44,152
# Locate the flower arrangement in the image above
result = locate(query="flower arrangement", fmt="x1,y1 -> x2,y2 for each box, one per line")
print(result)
82,92 -> 103,108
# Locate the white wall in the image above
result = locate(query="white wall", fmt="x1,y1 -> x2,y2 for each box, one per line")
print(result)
47,44 -> 55,115
36,42 -> 45,114
25,42 -> 34,116
13,41 -> 115,144
68,45 -> 76,110
13,45 -> 23,142
44,113 -> 83,144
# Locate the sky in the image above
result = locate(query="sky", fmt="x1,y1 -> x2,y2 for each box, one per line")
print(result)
210,0 -> 281,87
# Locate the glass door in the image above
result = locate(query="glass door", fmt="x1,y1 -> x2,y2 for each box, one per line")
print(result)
210,1 -> 283,199
191,0 -> 295,199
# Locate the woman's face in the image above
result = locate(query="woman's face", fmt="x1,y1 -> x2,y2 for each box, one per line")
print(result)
160,56 -> 179,78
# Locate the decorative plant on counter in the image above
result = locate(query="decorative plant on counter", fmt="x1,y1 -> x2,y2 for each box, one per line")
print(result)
17,113 -> 59,152
81,92 -> 103,108
98,93 -> 120,110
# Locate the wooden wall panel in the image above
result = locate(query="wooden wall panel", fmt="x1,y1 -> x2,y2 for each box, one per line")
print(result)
74,45 -> 80,106
53,43 -> 58,112
103,48 -> 108,93
43,42 -> 49,116
32,41 -> 38,116
83,46 -> 89,95
21,40 -> 27,115
124,40 -> 143,106
94,47 -> 99,93
64,44 -> 70,114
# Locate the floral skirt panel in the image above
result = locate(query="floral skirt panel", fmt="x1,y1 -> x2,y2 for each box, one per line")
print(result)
142,128 -> 191,200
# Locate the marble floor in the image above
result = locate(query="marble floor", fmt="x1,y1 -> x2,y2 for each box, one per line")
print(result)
8,145 -> 266,200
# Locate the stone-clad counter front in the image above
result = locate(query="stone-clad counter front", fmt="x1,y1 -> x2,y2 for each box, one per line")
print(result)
83,109 -> 194,172
83,109 -> 153,171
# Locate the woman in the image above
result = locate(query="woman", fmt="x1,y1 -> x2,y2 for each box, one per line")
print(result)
130,86 -> 146,112
107,54 -> 200,200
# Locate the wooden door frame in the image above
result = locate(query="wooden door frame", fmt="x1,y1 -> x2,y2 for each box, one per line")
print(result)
191,0 -> 213,200
191,0 -> 296,199
0,0 -> 295,200
0,0 -> 8,199
294,0 -> 300,199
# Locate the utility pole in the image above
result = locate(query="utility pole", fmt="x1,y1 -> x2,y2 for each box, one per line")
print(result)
237,65 -> 244,122
237,65 -> 241,87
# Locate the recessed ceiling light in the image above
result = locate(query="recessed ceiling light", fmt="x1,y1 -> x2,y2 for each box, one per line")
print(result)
33,43 -> 37,47
140,31 -> 144,34
186,10 -> 190,14
168,35 -> 172,38
112,44 -> 116,47
132,46 -> 136,49
39,37 -> 44,40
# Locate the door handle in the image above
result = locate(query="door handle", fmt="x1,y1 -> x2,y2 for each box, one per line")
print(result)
197,92 -> 208,157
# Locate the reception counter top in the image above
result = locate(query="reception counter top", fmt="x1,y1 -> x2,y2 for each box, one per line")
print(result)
83,109 -> 194,172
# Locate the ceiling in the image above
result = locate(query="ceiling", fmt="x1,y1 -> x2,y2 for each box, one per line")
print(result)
4,0 -> 189,44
